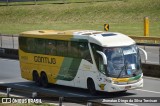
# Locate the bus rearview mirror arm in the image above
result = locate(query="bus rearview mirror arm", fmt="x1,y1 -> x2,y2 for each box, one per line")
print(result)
96,51 -> 107,65
139,48 -> 148,61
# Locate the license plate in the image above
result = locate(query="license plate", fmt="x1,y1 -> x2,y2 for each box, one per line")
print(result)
125,86 -> 131,89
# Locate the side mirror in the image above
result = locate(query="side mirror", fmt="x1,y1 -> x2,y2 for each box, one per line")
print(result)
96,51 -> 107,65
139,48 -> 148,61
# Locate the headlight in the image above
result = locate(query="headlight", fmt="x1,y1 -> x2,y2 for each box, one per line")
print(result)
113,81 -> 118,84
104,78 -> 112,83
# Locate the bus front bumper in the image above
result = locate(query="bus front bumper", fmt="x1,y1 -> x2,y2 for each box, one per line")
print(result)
106,78 -> 143,92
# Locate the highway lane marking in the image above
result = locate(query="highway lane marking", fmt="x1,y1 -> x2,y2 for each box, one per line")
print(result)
14,84 -> 29,88
0,58 -> 18,62
125,102 -> 138,106
0,91 -> 25,98
136,89 -> 160,94
48,103 -> 64,106
40,88 -> 58,92
67,92 -> 87,97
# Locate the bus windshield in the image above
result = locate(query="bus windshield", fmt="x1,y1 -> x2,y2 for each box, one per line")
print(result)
104,45 -> 142,78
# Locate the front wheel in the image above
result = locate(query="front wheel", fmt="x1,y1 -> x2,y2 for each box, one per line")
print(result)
87,79 -> 97,95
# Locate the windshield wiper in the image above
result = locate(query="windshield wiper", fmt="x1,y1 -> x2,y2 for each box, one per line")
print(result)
117,60 -> 128,78
132,70 -> 138,77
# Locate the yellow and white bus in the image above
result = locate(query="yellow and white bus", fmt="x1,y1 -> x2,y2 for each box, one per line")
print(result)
19,30 -> 147,95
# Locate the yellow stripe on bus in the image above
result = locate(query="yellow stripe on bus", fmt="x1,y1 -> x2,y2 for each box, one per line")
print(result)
112,78 -> 129,82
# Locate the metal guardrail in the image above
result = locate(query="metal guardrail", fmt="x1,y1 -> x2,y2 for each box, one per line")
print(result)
0,0 -> 65,5
0,34 -> 19,59
129,36 -> 160,64
1,34 -> 159,49
138,44 -> 160,65
130,36 -> 160,44
0,34 -> 19,49
0,0 -> 110,5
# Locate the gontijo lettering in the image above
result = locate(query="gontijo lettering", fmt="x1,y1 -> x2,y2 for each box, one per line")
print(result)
34,56 -> 56,64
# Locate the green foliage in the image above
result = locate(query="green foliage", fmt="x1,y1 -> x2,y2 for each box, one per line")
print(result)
0,0 -> 160,36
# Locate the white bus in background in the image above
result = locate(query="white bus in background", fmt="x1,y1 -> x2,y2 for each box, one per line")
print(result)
19,30 -> 147,95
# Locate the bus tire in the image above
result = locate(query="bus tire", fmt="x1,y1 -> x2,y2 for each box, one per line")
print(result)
41,72 -> 48,88
87,78 -> 97,95
33,71 -> 41,86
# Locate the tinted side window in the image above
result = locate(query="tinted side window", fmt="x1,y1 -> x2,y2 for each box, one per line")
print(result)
79,42 -> 92,63
68,41 -> 79,58
57,41 -> 68,56
91,43 -> 102,58
45,40 -> 57,55
91,43 -> 102,66
19,37 -> 27,52
35,38 -> 45,54
27,38 -> 36,53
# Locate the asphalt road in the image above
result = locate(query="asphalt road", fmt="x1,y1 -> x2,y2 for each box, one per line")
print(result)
0,58 -> 160,106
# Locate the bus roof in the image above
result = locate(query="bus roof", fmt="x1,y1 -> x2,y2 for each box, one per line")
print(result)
21,30 -> 135,47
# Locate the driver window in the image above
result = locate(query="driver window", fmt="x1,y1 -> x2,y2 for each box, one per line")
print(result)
98,54 -> 105,74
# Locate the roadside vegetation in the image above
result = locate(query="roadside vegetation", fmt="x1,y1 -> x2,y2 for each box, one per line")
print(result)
0,0 -> 160,36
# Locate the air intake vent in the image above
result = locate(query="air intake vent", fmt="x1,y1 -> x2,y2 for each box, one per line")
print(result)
39,30 -> 45,33
102,34 -> 117,37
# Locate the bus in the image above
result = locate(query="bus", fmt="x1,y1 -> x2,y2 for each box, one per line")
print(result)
18,30 -> 147,95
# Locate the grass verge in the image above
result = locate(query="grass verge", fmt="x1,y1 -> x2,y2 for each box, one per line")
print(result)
0,0 -> 160,36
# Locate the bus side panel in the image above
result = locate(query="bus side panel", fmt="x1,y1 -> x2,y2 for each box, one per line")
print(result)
19,50 -> 65,84
74,59 -> 95,89
55,57 -> 82,87
38,65 -> 58,84
20,62 -> 39,81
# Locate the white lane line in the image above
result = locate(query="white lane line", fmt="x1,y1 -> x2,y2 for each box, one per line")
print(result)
125,102 -> 138,106
40,88 -> 58,92
48,103 -> 64,106
136,89 -> 160,94
67,92 -> 86,97
0,92 -> 25,98
14,84 -> 29,88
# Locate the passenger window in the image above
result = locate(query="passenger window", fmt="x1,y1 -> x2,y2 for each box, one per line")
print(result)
79,42 -> 92,63
98,55 -> 105,74
91,43 -> 102,68
19,37 -> 27,52
57,41 -> 68,56
27,38 -> 36,53
35,39 -> 45,54
46,40 -> 57,55
68,41 -> 79,58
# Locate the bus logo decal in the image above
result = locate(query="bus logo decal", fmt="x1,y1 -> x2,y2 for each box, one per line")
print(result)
34,56 -> 56,64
